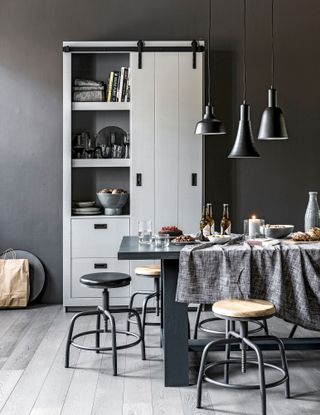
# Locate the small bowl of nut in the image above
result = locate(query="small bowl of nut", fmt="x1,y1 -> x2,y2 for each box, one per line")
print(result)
96,188 -> 128,215
264,224 -> 294,239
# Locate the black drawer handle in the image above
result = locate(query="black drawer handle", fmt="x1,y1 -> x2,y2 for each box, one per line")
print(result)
94,263 -> 108,269
191,173 -> 197,186
94,224 -> 108,229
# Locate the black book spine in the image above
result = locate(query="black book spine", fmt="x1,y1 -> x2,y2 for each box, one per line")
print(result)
121,68 -> 128,102
111,71 -> 120,102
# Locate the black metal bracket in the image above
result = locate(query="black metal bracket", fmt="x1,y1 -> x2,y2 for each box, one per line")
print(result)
191,40 -> 198,69
137,40 -> 144,69
62,41 -> 205,69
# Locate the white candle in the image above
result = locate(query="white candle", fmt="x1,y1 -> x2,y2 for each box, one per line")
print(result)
249,215 -> 260,238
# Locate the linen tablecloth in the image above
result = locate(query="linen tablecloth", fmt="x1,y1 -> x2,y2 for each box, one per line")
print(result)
176,241 -> 320,331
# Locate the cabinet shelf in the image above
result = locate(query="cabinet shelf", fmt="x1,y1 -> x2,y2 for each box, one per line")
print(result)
72,102 -> 131,111
72,159 -> 131,168
71,215 -> 130,219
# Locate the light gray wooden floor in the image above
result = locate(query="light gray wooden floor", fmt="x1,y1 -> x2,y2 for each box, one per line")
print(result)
0,305 -> 319,415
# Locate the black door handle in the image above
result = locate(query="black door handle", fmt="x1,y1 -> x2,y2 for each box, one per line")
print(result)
191,173 -> 197,186
136,173 -> 142,186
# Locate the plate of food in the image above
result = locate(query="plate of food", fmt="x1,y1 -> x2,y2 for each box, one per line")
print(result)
159,226 -> 183,238
171,235 -> 199,245
288,227 -> 320,243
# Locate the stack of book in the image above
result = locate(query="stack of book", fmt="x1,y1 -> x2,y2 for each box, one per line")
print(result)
106,67 -> 130,102
73,79 -> 105,102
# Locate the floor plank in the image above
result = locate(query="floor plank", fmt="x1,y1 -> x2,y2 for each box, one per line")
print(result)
30,312 -> 90,415
0,306 -> 68,415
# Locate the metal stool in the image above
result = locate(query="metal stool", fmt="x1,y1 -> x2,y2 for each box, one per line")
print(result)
65,272 -> 145,376
127,265 -> 161,336
193,303 -> 269,339
197,299 -> 290,415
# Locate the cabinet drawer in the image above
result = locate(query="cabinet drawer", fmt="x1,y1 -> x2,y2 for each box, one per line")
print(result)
71,217 -> 129,258
71,258 -> 130,298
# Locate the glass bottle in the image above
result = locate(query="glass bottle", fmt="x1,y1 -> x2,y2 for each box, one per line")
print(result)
199,205 -> 209,241
304,191 -> 320,231
220,203 -> 232,235
206,203 -> 215,235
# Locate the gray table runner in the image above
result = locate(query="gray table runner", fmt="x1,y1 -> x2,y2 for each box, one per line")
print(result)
176,240 -> 320,331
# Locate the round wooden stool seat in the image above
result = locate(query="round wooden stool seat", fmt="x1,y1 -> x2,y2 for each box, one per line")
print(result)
135,265 -> 161,277
212,299 -> 275,319
80,272 -> 131,289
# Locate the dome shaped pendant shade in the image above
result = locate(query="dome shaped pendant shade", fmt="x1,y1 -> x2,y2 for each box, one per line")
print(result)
228,103 -> 260,158
195,105 -> 226,135
258,88 -> 288,140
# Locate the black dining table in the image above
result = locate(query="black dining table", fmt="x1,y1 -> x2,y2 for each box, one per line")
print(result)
118,236 -> 320,387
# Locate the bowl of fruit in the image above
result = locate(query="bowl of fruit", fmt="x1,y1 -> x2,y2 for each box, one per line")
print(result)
96,188 -> 128,215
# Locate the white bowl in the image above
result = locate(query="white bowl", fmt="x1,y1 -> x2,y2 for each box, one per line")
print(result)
264,225 -> 294,239
96,192 -> 128,215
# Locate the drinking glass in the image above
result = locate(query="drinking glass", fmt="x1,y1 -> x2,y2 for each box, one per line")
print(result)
138,220 -> 152,245
155,233 -> 170,248
73,134 -> 84,159
85,134 -> 95,159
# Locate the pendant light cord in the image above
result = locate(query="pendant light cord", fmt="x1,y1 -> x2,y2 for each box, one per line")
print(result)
271,0 -> 275,87
243,0 -> 247,103
207,0 -> 212,106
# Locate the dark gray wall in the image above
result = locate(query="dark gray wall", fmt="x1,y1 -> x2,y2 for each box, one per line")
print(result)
1,0 -> 319,303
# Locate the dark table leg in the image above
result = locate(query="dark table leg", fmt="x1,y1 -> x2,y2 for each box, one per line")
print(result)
162,259 -> 189,386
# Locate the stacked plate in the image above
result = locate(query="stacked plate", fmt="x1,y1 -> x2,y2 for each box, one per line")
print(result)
72,201 -> 102,215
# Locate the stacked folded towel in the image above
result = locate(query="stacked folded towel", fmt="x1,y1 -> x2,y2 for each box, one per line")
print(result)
73,79 -> 105,102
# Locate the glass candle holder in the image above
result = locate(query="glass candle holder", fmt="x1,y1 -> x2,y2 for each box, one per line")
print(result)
244,218 -> 265,239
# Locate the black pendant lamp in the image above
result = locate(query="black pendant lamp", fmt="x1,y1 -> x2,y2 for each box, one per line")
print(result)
195,0 -> 225,135
228,0 -> 260,158
258,0 -> 288,140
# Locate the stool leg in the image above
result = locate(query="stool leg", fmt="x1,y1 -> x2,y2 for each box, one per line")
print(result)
243,338 -> 266,415
155,278 -> 160,317
193,304 -> 203,340
126,291 -> 138,332
129,308 -> 146,360
224,320 -> 231,384
197,340 -> 212,408
65,310 -> 98,368
263,335 -> 290,398
141,292 -> 157,337
103,310 -> 117,376
96,307 -> 101,353
197,337 -> 242,409
263,320 -> 269,335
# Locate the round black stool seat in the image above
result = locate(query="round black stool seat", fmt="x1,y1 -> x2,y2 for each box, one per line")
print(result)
80,272 -> 131,289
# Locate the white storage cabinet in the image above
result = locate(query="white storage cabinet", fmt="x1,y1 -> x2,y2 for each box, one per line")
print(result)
63,41 -> 204,308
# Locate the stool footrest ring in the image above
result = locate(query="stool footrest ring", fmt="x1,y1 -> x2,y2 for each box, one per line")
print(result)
203,359 -> 288,390
71,328 -> 141,352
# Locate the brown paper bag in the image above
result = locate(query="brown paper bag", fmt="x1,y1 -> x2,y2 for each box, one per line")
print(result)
0,249 -> 30,308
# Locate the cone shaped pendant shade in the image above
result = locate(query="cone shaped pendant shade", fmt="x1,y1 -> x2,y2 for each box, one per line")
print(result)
258,0 -> 288,140
258,88 -> 288,140
228,103 -> 260,158
195,0 -> 225,136
195,105 -> 226,135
